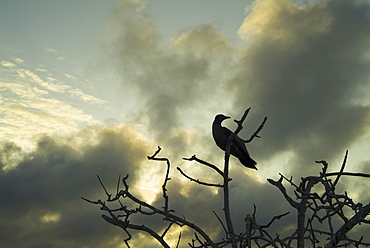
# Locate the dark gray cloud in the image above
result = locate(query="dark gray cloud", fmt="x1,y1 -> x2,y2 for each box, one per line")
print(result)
0,125 -> 154,248
106,0 -> 370,177
228,0 -> 370,174
105,0 -> 234,158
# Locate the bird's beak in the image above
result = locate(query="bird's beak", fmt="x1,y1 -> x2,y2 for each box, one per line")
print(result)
224,116 -> 231,120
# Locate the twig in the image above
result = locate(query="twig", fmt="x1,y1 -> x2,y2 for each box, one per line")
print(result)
177,167 -> 223,187
147,146 -> 172,218
244,116 -> 268,143
332,150 -> 348,190
261,211 -> 290,228
161,222 -> 174,238
183,155 -> 224,177
97,175 -> 111,199
267,177 -> 299,209
213,210 -> 228,238
176,232 -> 182,248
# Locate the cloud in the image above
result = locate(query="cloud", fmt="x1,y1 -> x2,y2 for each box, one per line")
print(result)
68,88 -> 109,106
2,0 -> 370,247
0,60 -> 106,150
1,60 -> 16,67
0,124 -> 155,248
63,72 -> 77,80
44,47 -> 59,53
13,58 -> 25,64
106,0 -> 235,160
228,0 -> 370,174
19,68 -> 70,92
0,81 -> 101,150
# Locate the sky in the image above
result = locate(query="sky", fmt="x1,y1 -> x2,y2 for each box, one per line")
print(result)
0,0 -> 370,247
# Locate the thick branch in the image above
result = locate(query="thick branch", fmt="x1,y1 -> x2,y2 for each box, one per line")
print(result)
325,202 -> 370,248
323,172 -> 370,178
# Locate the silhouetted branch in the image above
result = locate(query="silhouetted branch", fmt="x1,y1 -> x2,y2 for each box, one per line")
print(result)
183,155 -> 224,177
332,150 -> 348,190
213,210 -> 228,238
325,202 -> 370,248
83,109 -> 370,248
147,146 -> 171,218
324,172 -> 370,178
224,109 -> 254,248
268,151 -> 370,248
267,177 -> 299,209
177,167 -> 223,187
84,146 -> 221,248
97,175 -> 111,199
244,116 -> 268,143
176,232 -> 182,248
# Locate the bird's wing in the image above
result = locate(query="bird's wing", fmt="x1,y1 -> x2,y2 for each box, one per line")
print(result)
221,127 -> 250,157
233,135 -> 250,156
222,126 -> 233,137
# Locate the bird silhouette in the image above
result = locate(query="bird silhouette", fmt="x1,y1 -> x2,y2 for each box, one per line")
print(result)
212,114 -> 257,169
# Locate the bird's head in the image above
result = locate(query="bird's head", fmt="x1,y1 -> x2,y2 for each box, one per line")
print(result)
214,114 -> 230,123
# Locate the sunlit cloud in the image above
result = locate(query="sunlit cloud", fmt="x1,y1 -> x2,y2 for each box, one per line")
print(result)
69,88 -> 108,106
36,68 -> 49,73
44,47 -> 59,53
13,58 -> 25,64
0,60 -> 105,150
40,212 -> 61,223
63,72 -> 77,80
1,60 -> 16,67
16,68 -> 70,93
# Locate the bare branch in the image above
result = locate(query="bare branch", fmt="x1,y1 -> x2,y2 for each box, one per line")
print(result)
102,214 -> 170,248
177,167 -> 223,187
324,172 -> 370,178
161,222 -> 174,238
213,210 -> 228,238
183,155 -> 224,177
244,116 -> 268,143
332,150 -> 348,190
84,121 -> 370,248
261,211 -> 290,229
233,107 -> 251,130
175,232 -> 182,248
325,203 -> 370,248
147,146 -> 172,218
267,177 -> 299,209
316,160 -> 329,173
97,175 -> 111,200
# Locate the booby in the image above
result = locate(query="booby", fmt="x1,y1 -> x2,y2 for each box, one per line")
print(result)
212,114 -> 257,169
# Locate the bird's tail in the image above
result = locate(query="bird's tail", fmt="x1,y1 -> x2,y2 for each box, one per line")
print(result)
238,156 -> 257,170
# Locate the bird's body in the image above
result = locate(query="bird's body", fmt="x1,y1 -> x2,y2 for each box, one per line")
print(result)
212,114 -> 257,169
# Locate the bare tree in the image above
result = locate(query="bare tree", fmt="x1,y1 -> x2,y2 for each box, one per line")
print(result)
267,151 -> 370,248
83,109 -> 370,248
